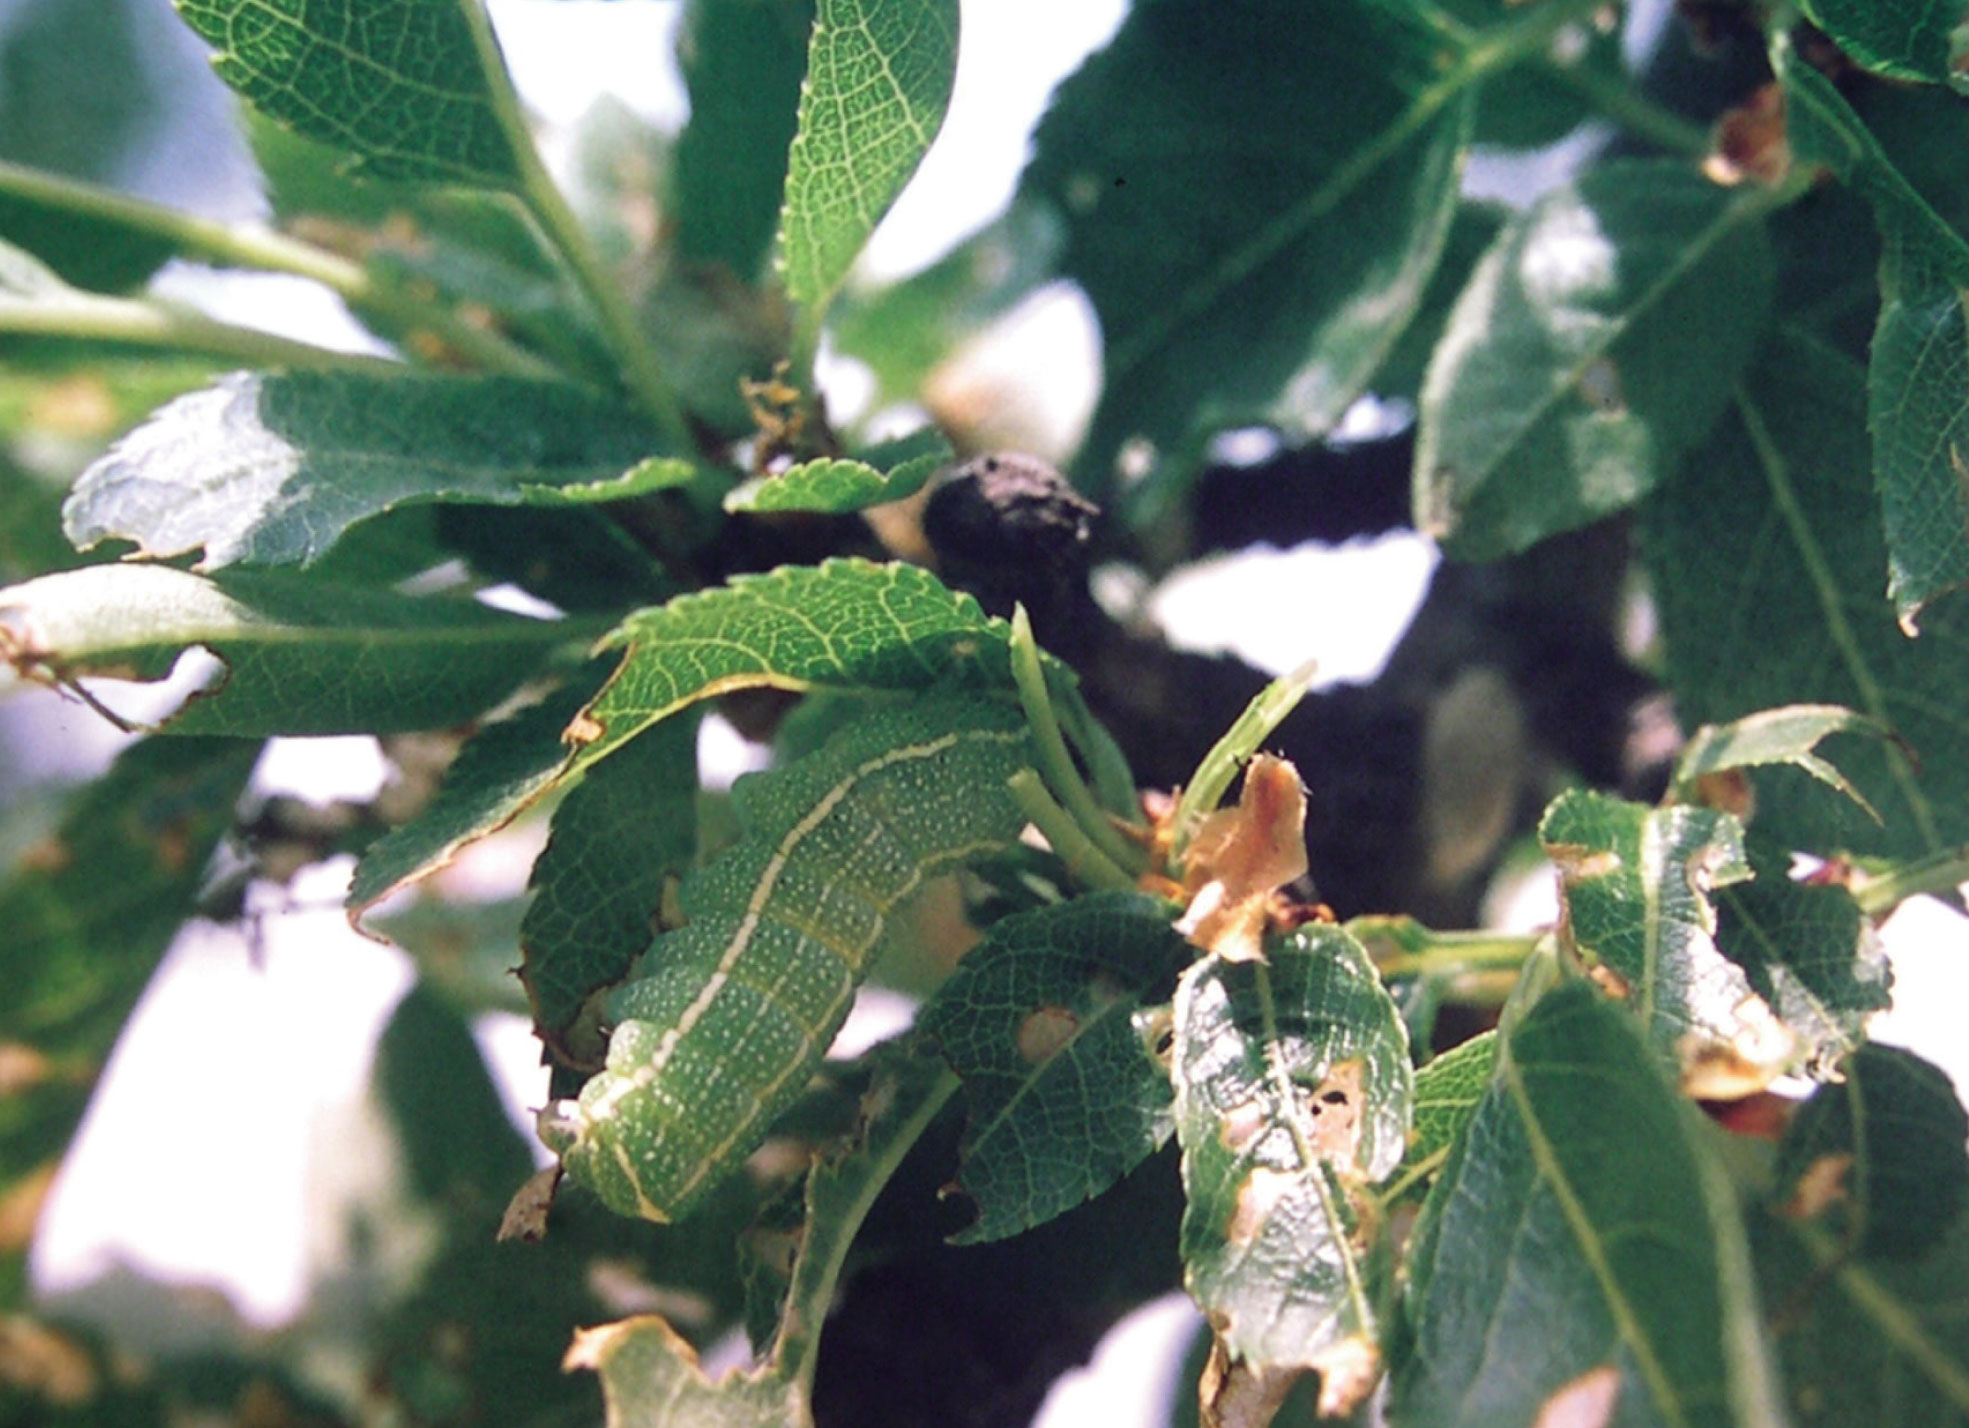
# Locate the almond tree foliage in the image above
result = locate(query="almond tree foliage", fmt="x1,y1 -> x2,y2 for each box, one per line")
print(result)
8,0 -> 1969,1425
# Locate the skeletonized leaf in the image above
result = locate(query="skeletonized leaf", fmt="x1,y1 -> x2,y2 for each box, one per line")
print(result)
1024,0 -> 1468,503
0,564 -> 570,735
63,372 -> 684,570
1798,0 -> 1962,85
1381,1030 -> 1496,1205
1394,982 -> 1785,1428
1641,330 -> 1969,856
174,0 -> 525,189
775,0 -> 959,315
1672,703 -> 1890,820
542,695 -> 1031,1222
920,891 -> 1188,1244
1715,835 -> 1890,1077
1540,789 -> 1793,1094
1415,161 -> 1774,560
1172,925 -> 1411,1419
568,559 -> 1014,773
724,429 -> 952,514
519,713 -> 700,1068
1781,42 -> 1969,626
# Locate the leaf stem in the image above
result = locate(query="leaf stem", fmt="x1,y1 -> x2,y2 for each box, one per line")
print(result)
1539,57 -> 1713,158
1010,606 -> 1146,874
1171,658 -> 1318,862
1007,769 -> 1136,893
0,294 -> 402,372
1345,915 -> 1543,981
0,160 -> 555,379
1851,845 -> 1969,917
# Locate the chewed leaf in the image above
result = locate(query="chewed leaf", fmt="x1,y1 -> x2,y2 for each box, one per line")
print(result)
63,372 -> 682,571
0,564 -> 567,735
568,559 -> 1015,772
1393,983 -> 1785,1428
776,0 -> 959,316
1674,704 -> 1891,822
567,1315 -> 800,1428
725,429 -> 952,514
1539,788 -> 1795,1095
543,695 -> 1032,1222
1172,925 -> 1410,1417
920,890 -> 1188,1243
175,0 -> 524,188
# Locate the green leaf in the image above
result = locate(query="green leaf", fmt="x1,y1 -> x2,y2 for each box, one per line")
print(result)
1024,0 -> 1468,504
1451,0 -> 1627,150
567,558 -> 1015,775
519,712 -> 700,1068
775,0 -> 960,317
348,670 -> 612,915
1394,981 -> 1785,1428
1781,43 -> 1969,626
0,564 -> 572,735
1672,703 -> 1890,820
1380,1030 -> 1497,1206
64,371 -> 682,570
1414,161 -> 1775,560
723,429 -> 951,514
569,1316 -> 801,1428
1641,330 -> 1969,856
919,890 -> 1189,1244
1774,1044 -> 1969,1260
0,736 -> 261,1305
1715,835 -> 1889,1077
1538,789 -> 1795,1087
1172,925 -> 1411,1402
1798,0 -> 1962,85
174,0 -> 525,189
542,695 -> 1032,1222
674,0 -> 815,282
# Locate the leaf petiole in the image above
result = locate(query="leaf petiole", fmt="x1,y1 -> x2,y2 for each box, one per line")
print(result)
1007,769 -> 1136,893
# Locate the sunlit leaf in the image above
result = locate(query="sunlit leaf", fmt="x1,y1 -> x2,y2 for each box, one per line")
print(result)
921,891 -> 1188,1244
724,428 -> 951,514
1415,161 -> 1774,560
1381,1030 -> 1496,1206
0,564 -> 572,735
1393,982 -> 1785,1428
174,0 -> 525,189
64,371 -> 683,570
776,0 -> 959,317
542,695 -> 1031,1222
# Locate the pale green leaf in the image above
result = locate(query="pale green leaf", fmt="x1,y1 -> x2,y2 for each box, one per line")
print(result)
519,713 -> 699,1068
1672,703 -> 1890,820
1799,0 -> 1961,85
1024,0 -> 1468,505
724,429 -> 952,514
64,371 -> 681,570
542,695 -> 1031,1222
1415,161 -> 1774,560
1781,42 -> 1969,626
920,891 -> 1188,1244
1172,926 -> 1410,1386
1393,982 -> 1785,1428
775,0 -> 959,314
174,0 -> 525,188
569,1316 -> 800,1428
1641,330 -> 1969,856
1380,1030 -> 1496,1206
1538,789 -> 1792,1084
567,558 -> 1015,774
0,564 -> 571,735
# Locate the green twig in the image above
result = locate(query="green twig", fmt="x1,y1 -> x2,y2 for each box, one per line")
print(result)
1539,56 -> 1713,158
1007,769 -> 1136,893
0,159 -> 555,379
1851,846 -> 1969,917
1010,606 -> 1146,874
1050,665 -> 1141,820
0,294 -> 402,372
1346,915 -> 1543,981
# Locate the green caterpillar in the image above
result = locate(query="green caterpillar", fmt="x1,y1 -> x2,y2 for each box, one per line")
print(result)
543,696 -> 1033,1221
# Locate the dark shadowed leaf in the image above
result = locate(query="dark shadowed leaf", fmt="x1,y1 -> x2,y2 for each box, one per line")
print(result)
1172,925 -> 1411,1413
920,890 -> 1188,1244
174,0 -> 525,188
1393,982 -> 1784,1428
1025,0 -> 1468,505
775,0 -> 959,316
1798,0 -> 1961,84
64,371 -> 683,570
1415,161 -> 1774,560
0,564 -> 573,735
1641,330 -> 1969,856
